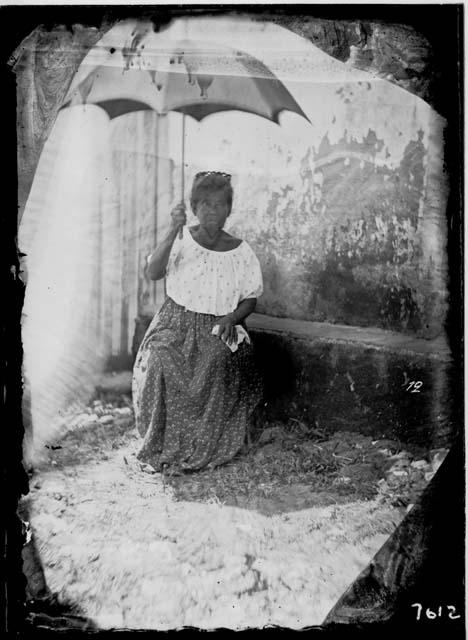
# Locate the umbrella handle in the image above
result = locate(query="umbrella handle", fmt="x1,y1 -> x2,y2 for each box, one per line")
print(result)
179,114 -> 186,240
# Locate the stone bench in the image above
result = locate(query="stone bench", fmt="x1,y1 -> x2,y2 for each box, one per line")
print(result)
128,312 -> 455,449
247,313 -> 454,448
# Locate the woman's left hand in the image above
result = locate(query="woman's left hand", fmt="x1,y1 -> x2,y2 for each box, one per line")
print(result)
214,314 -> 237,346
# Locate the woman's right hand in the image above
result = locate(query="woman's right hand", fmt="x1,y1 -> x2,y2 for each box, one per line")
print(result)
170,202 -> 187,232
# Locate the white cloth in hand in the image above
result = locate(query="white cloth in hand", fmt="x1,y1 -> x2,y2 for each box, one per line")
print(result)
211,324 -> 251,353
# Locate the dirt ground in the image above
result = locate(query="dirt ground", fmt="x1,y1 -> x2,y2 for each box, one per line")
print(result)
21,387 -> 447,630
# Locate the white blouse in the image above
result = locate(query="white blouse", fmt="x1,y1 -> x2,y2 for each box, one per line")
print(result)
165,226 -> 263,316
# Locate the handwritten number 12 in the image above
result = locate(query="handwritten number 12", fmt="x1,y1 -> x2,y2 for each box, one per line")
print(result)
406,381 -> 423,393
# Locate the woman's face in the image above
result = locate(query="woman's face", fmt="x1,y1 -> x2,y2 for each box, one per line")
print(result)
194,190 -> 230,231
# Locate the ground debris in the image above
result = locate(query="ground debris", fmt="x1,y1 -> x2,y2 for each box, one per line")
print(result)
168,422 -> 445,514
24,391 -> 448,630
34,392 -> 448,516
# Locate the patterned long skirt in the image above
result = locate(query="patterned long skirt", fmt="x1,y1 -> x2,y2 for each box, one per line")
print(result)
132,297 -> 263,472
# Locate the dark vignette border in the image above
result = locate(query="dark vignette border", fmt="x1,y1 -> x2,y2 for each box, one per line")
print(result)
1,3 -> 464,636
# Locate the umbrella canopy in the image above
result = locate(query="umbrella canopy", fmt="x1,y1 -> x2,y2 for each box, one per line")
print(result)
63,35 -> 310,238
63,39 -> 310,124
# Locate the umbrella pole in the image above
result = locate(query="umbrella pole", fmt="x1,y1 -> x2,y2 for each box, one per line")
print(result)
179,114 -> 186,239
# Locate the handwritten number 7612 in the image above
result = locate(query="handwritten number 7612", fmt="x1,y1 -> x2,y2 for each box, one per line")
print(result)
411,603 -> 461,620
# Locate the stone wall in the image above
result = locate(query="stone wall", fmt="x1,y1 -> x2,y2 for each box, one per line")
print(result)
185,88 -> 448,339
159,18 -> 450,341
249,316 -> 454,448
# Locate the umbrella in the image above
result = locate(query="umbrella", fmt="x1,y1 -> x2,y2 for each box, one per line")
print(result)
63,33 -> 310,237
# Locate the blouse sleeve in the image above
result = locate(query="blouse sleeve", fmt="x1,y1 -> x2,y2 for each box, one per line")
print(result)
240,243 -> 263,301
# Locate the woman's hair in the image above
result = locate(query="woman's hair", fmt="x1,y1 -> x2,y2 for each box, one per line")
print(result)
190,171 -> 233,214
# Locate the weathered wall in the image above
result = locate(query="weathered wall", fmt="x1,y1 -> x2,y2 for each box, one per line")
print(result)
171,24 -> 448,338
15,17 -> 450,354
234,107 -> 448,339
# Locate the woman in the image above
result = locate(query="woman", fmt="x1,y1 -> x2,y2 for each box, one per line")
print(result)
132,171 -> 263,473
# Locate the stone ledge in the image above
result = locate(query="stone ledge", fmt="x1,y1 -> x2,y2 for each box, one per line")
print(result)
248,326 -> 455,447
248,313 -> 451,362
127,312 -> 456,447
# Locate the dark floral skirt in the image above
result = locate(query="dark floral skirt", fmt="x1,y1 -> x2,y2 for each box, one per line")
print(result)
132,297 -> 263,472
